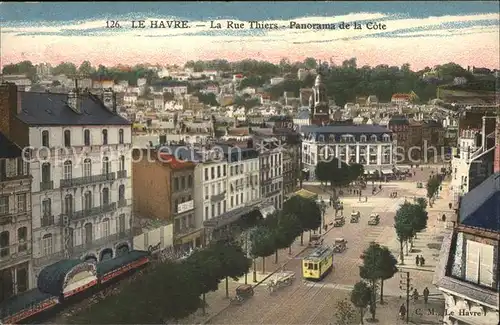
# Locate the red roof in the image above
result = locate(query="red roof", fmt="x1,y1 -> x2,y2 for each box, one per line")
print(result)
392,94 -> 411,99
158,153 -> 195,169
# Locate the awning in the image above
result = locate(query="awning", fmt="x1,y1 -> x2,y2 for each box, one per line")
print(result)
96,250 -> 150,284
176,229 -> 202,245
259,204 -> 276,218
37,259 -> 97,298
203,204 -> 257,228
0,289 -> 58,324
302,168 -> 309,172
381,169 -> 393,175
294,189 -> 318,200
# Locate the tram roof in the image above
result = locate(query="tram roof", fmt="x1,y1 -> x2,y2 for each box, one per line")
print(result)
304,246 -> 333,261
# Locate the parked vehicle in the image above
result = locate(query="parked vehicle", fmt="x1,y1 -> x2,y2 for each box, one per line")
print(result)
267,270 -> 295,293
350,211 -> 360,223
368,214 -> 380,225
334,215 -> 345,227
333,238 -> 347,253
308,234 -> 324,247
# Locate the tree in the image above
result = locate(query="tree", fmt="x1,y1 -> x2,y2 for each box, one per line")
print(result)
78,60 -> 95,76
377,246 -> 398,304
334,299 -> 356,325
52,62 -> 77,76
394,202 -> 416,263
426,175 -> 442,206
315,161 -> 330,187
350,281 -> 372,324
1,60 -> 37,81
68,261 -> 201,324
349,163 -> 365,182
316,158 -> 351,206
273,211 -> 302,262
415,197 -> 427,210
195,92 -> 219,106
303,57 -> 317,70
359,242 -> 387,321
282,196 -> 321,245
249,225 -> 275,273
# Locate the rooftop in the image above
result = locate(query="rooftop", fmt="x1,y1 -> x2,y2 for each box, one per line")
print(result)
301,124 -> 391,134
0,132 -> 22,159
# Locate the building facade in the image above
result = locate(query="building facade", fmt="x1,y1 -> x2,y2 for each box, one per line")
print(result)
132,149 -> 200,249
301,125 -> 394,180
387,116 -> 411,162
0,83 -> 133,286
0,132 -> 32,303
309,67 -> 331,126
434,173 -> 499,325
255,138 -> 283,210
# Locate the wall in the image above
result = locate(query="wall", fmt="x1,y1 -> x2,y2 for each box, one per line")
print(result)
133,224 -> 174,252
132,152 -> 172,221
0,83 -> 29,147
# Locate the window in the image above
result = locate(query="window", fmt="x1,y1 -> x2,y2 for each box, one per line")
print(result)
102,129 -> 108,145
211,167 -> 215,179
0,196 -> 8,215
42,130 -> 50,147
102,218 -> 110,237
211,204 -> 215,218
84,129 -> 91,146
16,267 -> 28,293
83,159 -> 92,177
217,166 -> 221,178
181,176 -> 186,189
102,188 -> 110,205
223,200 -> 226,213
64,130 -> 71,147
119,156 -> 125,171
188,175 -> 193,187
16,194 -> 26,212
465,240 -> 494,287
84,191 -> 92,210
119,129 -> 124,144
64,194 -> 73,215
119,185 -> 125,201
223,165 -> 226,176
102,157 -> 110,174
204,206 -> 209,220
174,177 -> 179,191
231,196 -> 234,207
17,158 -> 24,176
42,234 -> 53,256
0,231 -> 9,257
118,214 -> 126,233
41,163 -> 51,182
42,198 -> 51,216
204,186 -> 208,200
63,160 -> 72,180
84,223 -> 93,244
204,168 -> 208,181
0,159 -> 5,180
174,199 -> 179,213
17,227 -> 27,252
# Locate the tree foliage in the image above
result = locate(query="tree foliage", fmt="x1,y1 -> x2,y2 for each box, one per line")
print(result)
274,212 -> 302,250
349,163 -> 365,181
334,299 -> 356,325
350,281 -> 372,324
282,195 -> 321,232
315,158 -> 352,196
1,60 -> 37,81
249,225 -> 276,259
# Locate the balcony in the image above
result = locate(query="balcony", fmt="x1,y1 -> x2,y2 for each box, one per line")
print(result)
40,181 -> 54,191
117,170 -> 127,179
60,173 -> 116,188
0,215 -> 12,226
118,199 -> 129,208
71,229 -> 132,256
60,203 -> 117,225
211,191 -> 226,202
0,242 -> 31,268
41,215 -> 55,227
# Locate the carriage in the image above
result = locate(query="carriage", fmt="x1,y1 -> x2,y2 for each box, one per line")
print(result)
267,270 -> 296,293
230,284 -> 254,304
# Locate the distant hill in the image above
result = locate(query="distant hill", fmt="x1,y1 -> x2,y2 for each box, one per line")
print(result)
438,88 -> 499,105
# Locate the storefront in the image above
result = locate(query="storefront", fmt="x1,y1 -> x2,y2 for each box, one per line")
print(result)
0,289 -> 59,324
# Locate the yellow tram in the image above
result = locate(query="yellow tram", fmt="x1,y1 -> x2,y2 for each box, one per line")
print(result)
302,246 -> 334,280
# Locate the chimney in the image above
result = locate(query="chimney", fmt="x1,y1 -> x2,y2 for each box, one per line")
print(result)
481,116 -> 487,149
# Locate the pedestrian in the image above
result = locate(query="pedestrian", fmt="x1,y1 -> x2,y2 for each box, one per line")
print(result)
421,256 -> 426,267
415,255 -> 420,266
442,214 -> 446,222
324,224 -> 327,232
413,288 -> 419,301
448,202 -> 452,209
399,304 -> 406,320
423,287 -> 429,304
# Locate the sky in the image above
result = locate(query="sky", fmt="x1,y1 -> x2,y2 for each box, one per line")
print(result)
1,1 -> 499,70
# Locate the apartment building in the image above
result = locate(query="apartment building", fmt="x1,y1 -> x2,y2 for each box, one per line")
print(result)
0,132 -> 32,303
0,83 -> 133,285
255,138 -> 284,210
434,173 -> 499,325
132,149 -> 200,249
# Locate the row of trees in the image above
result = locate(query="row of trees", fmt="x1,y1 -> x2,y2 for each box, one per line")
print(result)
315,158 -> 365,199
69,240 -> 250,324
394,198 -> 429,264
335,242 -> 399,324
426,173 -> 443,207
248,195 -> 322,273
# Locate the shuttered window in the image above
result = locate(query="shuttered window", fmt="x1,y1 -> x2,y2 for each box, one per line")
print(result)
465,240 -> 480,283
465,240 -> 494,287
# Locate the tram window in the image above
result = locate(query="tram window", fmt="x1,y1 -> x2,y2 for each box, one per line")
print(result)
313,264 -> 318,270
308,263 -> 313,269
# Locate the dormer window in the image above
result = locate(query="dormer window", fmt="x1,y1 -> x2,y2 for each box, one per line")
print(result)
360,135 -> 367,143
318,134 -> 325,142
371,135 -> 378,142
64,130 -> 71,147
328,134 -> 335,143
383,134 -> 390,142
102,129 -> 108,145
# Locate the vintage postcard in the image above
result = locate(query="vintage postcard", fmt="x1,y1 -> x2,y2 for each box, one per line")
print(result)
0,2 -> 499,325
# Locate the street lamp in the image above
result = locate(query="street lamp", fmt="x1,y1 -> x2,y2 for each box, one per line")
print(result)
319,199 -> 326,234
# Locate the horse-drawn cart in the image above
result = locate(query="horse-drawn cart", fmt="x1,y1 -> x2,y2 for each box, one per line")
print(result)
267,270 -> 296,293
230,284 -> 254,304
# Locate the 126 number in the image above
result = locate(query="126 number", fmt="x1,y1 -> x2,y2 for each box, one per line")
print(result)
106,20 -> 121,28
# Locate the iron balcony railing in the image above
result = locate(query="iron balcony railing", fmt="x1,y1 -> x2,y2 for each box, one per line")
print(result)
211,191 -> 226,202
117,170 -> 127,179
41,215 -> 55,227
40,181 -> 54,191
60,203 -> 117,225
60,173 -> 116,188
118,199 -> 128,208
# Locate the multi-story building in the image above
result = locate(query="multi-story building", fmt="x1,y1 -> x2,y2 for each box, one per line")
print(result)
301,125 -> 394,180
434,173 -> 499,325
422,119 -> 445,157
450,112 -> 497,207
387,116 -> 411,162
0,83 -> 133,285
254,138 -> 283,210
0,132 -> 32,302
132,149 -> 200,249
282,149 -> 296,197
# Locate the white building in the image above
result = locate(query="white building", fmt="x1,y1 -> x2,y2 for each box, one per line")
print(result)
153,95 -> 164,110
300,125 -> 394,180
124,92 -> 138,105
0,132 -> 32,298
163,86 -> 188,95
270,77 -> 284,85
0,84 -> 133,286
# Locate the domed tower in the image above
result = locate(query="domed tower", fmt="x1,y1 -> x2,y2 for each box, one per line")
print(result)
311,61 -> 330,125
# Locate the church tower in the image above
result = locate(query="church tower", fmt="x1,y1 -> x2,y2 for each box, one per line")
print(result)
310,61 -> 331,126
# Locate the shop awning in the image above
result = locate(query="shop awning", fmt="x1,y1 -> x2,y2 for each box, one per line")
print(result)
0,288 -> 58,324
294,189 -> 318,200
97,250 -> 150,284
259,204 -> 276,219
381,169 -> 393,175
37,259 -> 97,297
